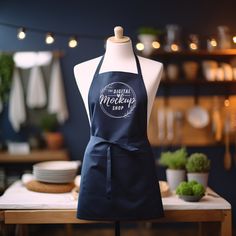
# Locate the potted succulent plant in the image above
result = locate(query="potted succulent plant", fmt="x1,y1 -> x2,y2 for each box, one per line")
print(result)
0,54 -> 14,112
137,26 -> 161,56
176,180 -> 205,202
40,113 -> 64,150
159,147 -> 188,191
186,153 -> 211,188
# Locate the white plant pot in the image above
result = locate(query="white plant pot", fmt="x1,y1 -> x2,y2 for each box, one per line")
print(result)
166,169 -> 186,191
138,34 -> 156,57
187,172 -> 209,189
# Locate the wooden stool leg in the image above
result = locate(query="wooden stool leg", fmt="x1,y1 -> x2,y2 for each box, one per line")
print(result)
15,224 -> 28,236
65,224 -> 73,236
221,210 -> 232,236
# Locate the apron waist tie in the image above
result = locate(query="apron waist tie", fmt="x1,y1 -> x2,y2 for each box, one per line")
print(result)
106,145 -> 112,199
90,135 -> 150,200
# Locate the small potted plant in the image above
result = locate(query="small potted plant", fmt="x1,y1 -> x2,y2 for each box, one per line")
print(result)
40,113 -> 64,150
186,153 -> 211,188
176,180 -> 205,202
0,54 -> 15,111
137,26 -> 161,56
159,147 -> 187,191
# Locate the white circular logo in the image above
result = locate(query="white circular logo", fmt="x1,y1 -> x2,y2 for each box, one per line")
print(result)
99,82 -> 136,118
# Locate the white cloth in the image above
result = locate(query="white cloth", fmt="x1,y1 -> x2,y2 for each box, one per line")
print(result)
26,65 -> 47,108
8,68 -> 26,132
0,181 -> 231,210
48,59 -> 68,123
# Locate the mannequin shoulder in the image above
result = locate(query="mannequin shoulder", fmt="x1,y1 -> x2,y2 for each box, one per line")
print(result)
73,56 -> 102,77
138,56 -> 163,71
137,56 -> 163,75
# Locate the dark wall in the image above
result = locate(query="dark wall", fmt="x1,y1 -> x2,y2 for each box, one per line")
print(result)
0,0 -> 236,225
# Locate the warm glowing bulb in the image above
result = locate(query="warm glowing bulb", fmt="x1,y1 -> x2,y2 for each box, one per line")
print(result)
17,28 -> 26,40
152,41 -> 160,49
210,39 -> 217,47
171,43 -> 179,52
189,42 -> 198,50
233,36 -> 236,44
68,37 -> 78,48
224,99 -> 230,107
45,33 -> 55,44
136,42 -> 144,51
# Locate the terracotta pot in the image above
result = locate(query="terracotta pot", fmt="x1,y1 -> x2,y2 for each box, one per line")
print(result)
44,132 -> 64,150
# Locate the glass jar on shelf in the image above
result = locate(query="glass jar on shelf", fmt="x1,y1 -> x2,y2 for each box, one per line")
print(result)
164,24 -> 182,52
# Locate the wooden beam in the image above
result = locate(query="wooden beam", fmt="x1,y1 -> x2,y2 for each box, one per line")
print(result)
4,209 -> 225,224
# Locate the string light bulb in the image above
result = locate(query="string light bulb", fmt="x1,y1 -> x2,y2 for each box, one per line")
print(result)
45,33 -> 55,44
210,38 -> 217,47
152,41 -> 160,49
233,35 -> 236,44
171,43 -> 179,52
189,42 -> 198,50
68,36 -> 78,48
17,27 -> 26,40
136,42 -> 144,51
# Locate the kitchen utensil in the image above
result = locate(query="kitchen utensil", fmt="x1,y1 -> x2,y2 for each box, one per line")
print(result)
187,96 -> 209,129
211,96 -> 223,142
166,107 -> 174,142
224,102 -> 232,170
174,110 -> 184,145
182,61 -> 199,80
157,106 -> 166,143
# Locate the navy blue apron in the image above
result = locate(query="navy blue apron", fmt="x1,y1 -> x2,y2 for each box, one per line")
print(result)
77,54 -> 164,221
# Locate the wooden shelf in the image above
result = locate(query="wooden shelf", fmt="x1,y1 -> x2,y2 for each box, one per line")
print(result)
160,79 -> 236,86
0,149 -> 69,163
148,96 -> 236,147
152,49 -> 236,57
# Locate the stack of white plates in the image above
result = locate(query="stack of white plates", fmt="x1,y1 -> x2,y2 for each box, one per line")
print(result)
33,161 -> 81,183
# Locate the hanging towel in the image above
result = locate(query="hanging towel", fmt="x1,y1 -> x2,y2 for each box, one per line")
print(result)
9,68 -> 26,132
48,59 -> 68,123
26,65 -> 47,108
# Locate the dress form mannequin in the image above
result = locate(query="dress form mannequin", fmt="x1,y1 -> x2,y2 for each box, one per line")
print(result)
74,26 -> 163,126
74,27 -> 165,231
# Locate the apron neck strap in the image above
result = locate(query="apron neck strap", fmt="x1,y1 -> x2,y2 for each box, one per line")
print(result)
94,53 -> 142,76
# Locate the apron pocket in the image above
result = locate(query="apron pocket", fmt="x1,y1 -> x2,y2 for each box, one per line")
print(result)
81,154 -> 107,196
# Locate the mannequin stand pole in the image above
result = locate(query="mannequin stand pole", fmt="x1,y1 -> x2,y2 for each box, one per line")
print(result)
115,221 -> 120,236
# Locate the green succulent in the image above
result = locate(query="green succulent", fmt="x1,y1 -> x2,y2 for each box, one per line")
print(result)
186,153 -> 211,173
192,183 -> 205,196
0,54 -> 15,103
176,181 -> 205,196
40,113 -> 58,132
137,27 -> 162,36
188,180 -> 198,188
176,182 -> 193,195
159,147 -> 188,170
